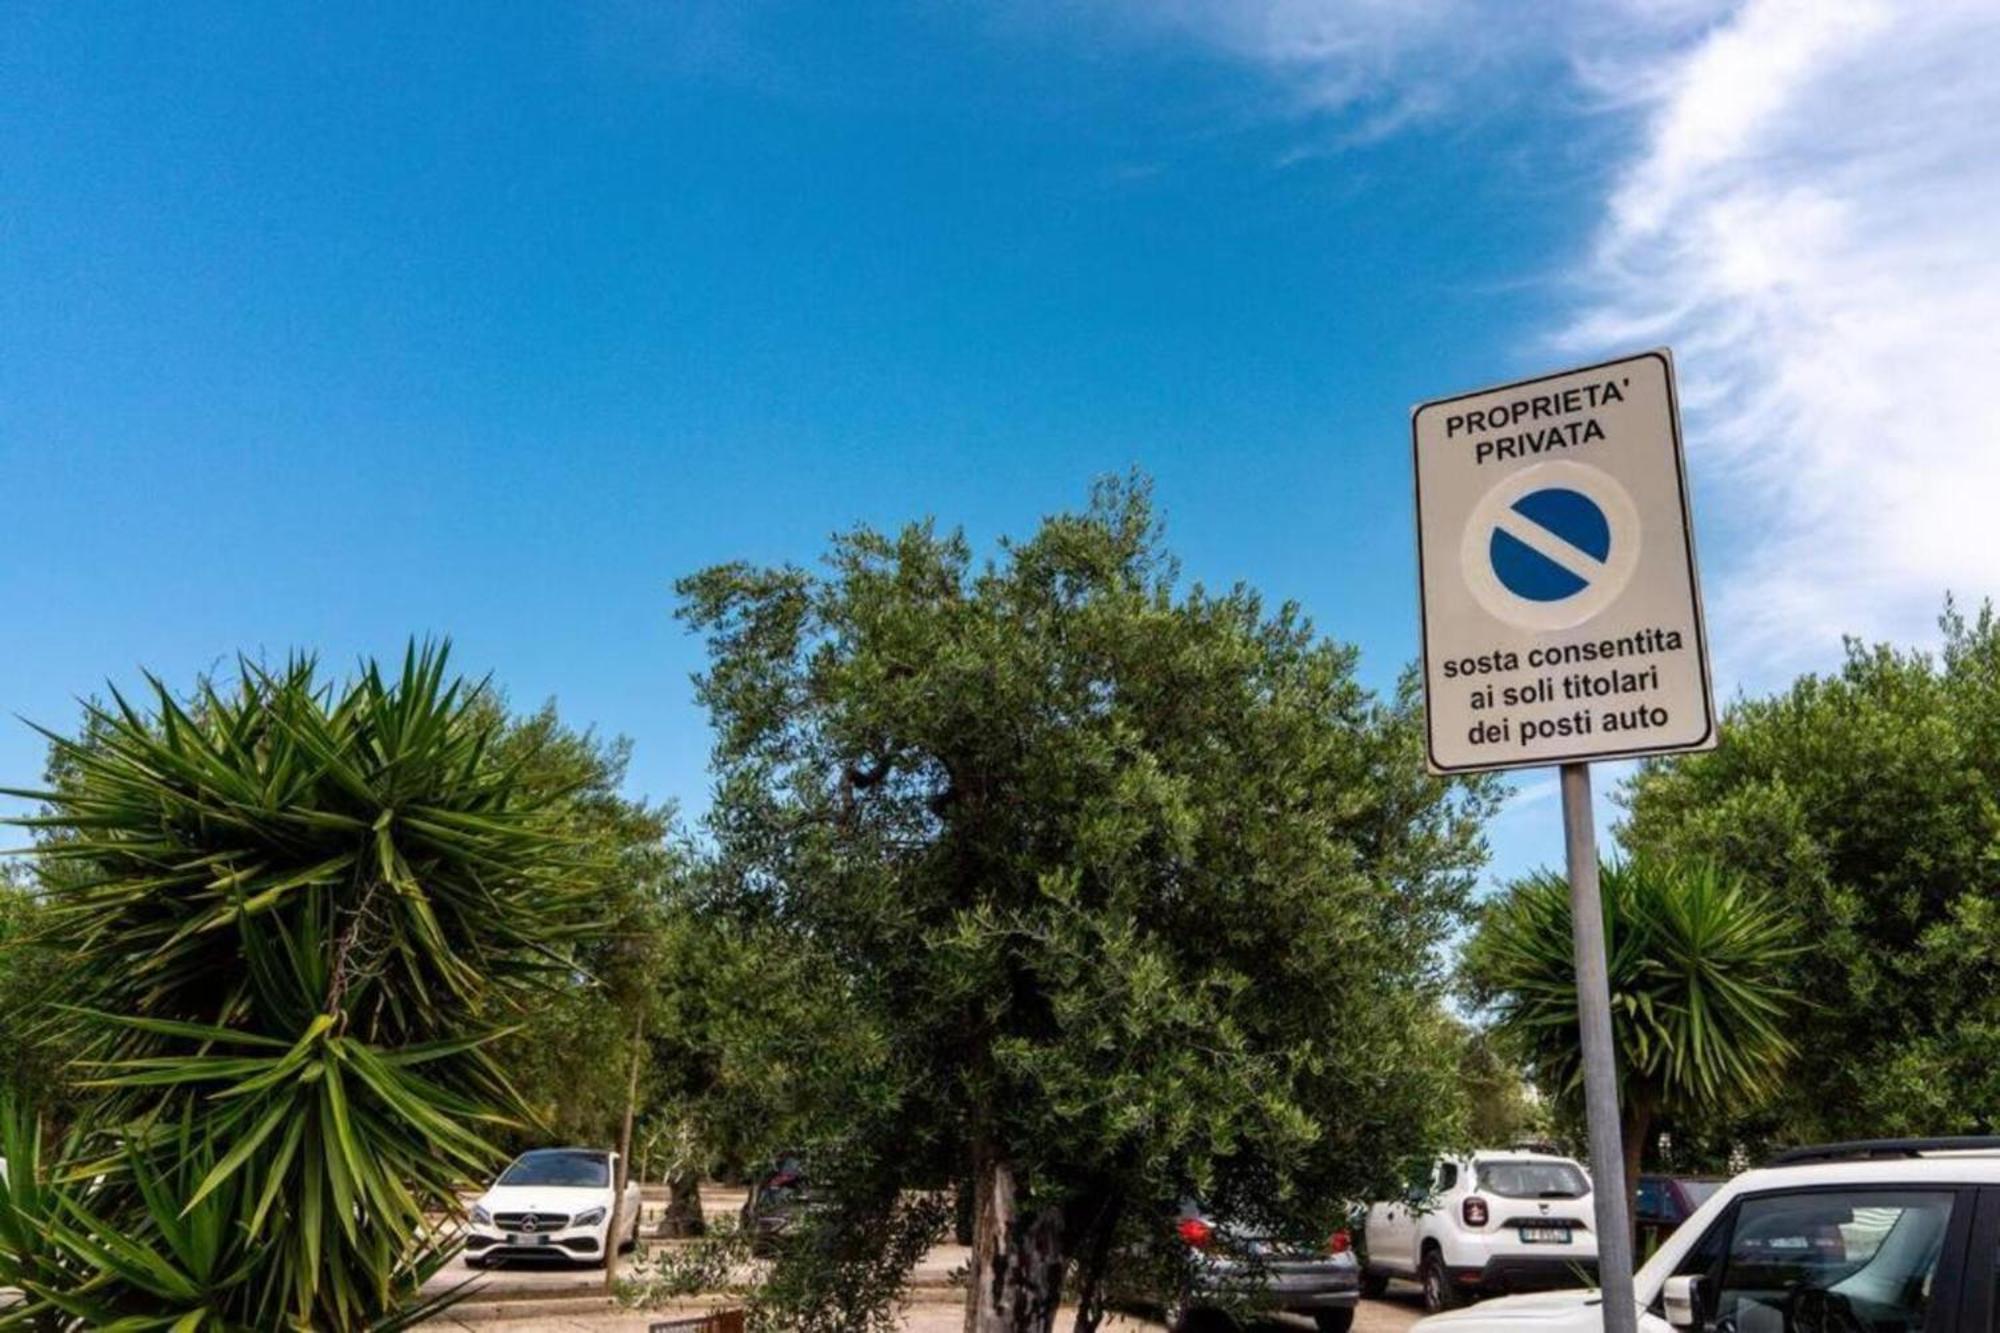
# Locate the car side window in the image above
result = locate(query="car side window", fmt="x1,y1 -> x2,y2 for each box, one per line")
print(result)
1667,1196 -> 1735,1322
1435,1162 -> 1459,1195
1694,1190 -> 1955,1333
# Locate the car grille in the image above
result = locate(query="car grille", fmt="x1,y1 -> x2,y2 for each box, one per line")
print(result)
494,1212 -> 572,1232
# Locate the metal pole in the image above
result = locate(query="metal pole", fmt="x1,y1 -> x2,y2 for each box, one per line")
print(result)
1561,762 -> 1638,1333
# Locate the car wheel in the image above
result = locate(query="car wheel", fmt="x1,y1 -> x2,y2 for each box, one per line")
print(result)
1421,1249 -> 1460,1313
1313,1312 -> 1355,1333
1359,1269 -> 1390,1299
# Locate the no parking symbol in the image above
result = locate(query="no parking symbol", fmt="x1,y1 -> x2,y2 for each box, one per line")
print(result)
1492,488 -> 1605,600
1459,460 -> 1641,633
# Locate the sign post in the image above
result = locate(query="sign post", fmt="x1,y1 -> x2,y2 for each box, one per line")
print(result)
1559,760 -> 1635,1333
1413,350 -> 1715,1333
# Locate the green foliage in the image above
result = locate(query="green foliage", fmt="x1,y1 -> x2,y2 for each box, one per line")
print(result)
748,1191 -> 951,1333
2,1099 -> 460,1333
1464,855 -> 1797,1234
1452,1021 -> 1550,1151
639,905 -> 888,1184
615,1222 -> 752,1307
0,1099 -> 80,1330
1620,601 -> 2000,1143
678,475 -> 1500,1314
1466,859 -> 1798,1123
0,871 -> 66,1114
0,645 -> 589,1330
484,705 -> 683,1151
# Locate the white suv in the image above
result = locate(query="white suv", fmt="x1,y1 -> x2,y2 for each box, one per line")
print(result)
1415,1137 -> 2000,1330
1364,1150 -> 1599,1313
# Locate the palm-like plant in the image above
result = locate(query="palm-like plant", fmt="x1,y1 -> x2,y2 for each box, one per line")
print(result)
0,1099 -> 87,1331
1,644 -> 588,1330
1463,858 -> 1799,1234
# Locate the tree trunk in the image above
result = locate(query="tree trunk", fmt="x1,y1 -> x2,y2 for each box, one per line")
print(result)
966,1144 -> 1067,1333
1068,1190 -> 1124,1333
1620,1092 -> 1654,1255
605,1011 -> 646,1295
663,1165 -> 707,1238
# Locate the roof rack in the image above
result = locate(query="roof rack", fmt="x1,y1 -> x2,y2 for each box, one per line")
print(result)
1507,1140 -> 1563,1155
1770,1137 -> 2000,1166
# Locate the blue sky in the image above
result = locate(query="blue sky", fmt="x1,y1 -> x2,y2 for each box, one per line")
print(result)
6,1 -> 1997,889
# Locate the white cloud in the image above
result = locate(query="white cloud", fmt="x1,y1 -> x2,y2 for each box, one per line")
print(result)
1088,0 -> 1559,134
1085,0 -> 2000,682
1566,0 -> 2000,678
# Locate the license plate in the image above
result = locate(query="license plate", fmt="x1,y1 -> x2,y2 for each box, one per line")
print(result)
508,1233 -> 550,1247
1520,1226 -> 1572,1244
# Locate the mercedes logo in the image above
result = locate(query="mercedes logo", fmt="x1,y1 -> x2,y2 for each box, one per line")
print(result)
521,1214 -> 541,1234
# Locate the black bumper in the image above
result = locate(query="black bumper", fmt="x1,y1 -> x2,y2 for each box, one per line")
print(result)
1456,1255 -> 1598,1295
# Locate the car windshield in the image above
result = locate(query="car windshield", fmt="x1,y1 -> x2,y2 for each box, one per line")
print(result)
1478,1159 -> 1589,1198
498,1151 -> 609,1189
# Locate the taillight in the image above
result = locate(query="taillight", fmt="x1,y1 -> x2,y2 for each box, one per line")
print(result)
1326,1229 -> 1353,1255
1462,1197 -> 1490,1228
1177,1217 -> 1214,1249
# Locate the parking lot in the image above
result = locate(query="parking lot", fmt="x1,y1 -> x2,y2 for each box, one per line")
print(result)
432,1296 -> 1426,1333
431,1237 -> 1427,1332
427,1182 -> 1432,1330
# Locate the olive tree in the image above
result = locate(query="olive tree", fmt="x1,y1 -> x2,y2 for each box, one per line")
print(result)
678,477 -> 1499,1333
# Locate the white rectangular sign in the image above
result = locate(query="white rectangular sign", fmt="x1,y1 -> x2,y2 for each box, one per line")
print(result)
1413,350 -> 1716,774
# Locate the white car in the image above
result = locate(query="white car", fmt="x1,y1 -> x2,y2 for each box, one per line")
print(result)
1415,1136 -> 2000,1331
1364,1150 -> 1599,1313
465,1147 -> 642,1268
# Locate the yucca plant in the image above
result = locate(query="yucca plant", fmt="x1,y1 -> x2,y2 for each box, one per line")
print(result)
3,1099 -> 466,1333
0,1097 -> 87,1331
1,644 -> 590,1330
1462,858 -> 1799,1235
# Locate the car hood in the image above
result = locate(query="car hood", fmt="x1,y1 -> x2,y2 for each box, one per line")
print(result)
1416,1288 -> 1605,1327
478,1184 -> 610,1212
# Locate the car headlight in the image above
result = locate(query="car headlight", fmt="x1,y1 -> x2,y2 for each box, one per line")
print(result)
573,1206 -> 607,1228
470,1204 -> 492,1226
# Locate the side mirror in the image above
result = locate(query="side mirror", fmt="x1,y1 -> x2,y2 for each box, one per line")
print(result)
1662,1274 -> 1704,1329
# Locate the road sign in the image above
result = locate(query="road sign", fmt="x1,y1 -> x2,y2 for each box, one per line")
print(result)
1412,349 -> 1715,774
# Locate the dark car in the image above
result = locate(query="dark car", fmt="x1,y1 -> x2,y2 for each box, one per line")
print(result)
740,1155 -> 811,1257
1162,1203 -> 1360,1333
1635,1173 -> 1724,1255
